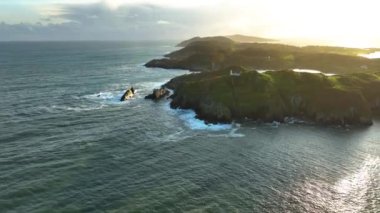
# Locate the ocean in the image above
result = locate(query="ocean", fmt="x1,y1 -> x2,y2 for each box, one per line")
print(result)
0,41 -> 379,212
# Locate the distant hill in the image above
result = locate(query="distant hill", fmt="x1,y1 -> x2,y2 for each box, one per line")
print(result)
176,36 -> 234,47
148,36 -> 380,74
177,35 -> 275,47
226,34 -> 276,43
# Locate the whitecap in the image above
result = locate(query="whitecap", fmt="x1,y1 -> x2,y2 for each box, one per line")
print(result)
271,121 -> 281,128
49,104 -> 106,112
228,127 -> 245,137
162,102 -> 233,131
45,90 -> 131,113
177,109 -> 232,131
84,90 -> 136,105
163,130 -> 193,142
206,126 -> 245,138
137,80 -> 170,91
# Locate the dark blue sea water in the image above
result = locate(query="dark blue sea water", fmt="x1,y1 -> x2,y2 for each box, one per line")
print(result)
0,41 -> 379,212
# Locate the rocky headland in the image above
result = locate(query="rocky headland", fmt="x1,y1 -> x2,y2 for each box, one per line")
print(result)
146,36 -> 380,126
166,68 -> 380,125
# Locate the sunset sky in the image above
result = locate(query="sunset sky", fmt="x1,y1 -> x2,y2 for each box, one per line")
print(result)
0,0 -> 379,47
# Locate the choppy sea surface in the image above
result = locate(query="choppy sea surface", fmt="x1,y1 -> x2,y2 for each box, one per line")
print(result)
0,41 -> 379,212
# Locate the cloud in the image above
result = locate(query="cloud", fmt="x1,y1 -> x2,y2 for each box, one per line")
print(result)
157,20 -> 170,25
1,0 -> 380,46
0,2 -> 228,41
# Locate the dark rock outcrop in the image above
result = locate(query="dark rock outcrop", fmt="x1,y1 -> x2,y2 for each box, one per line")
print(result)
145,88 -> 170,100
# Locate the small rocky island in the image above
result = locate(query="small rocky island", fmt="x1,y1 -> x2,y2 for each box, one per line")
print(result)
146,36 -> 380,125
120,87 -> 135,101
144,88 -> 170,100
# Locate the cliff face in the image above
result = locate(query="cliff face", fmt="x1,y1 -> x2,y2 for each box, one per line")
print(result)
145,36 -> 380,74
165,68 -> 380,125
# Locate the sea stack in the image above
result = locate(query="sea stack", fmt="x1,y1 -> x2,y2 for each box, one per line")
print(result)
145,88 -> 170,100
120,87 -> 135,101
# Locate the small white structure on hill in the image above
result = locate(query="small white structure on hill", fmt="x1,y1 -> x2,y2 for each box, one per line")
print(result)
230,69 -> 241,77
360,65 -> 368,70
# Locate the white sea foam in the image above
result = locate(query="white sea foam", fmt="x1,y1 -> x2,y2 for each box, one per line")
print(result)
206,126 -> 245,138
84,91 -> 126,105
163,130 -> 193,142
137,80 -> 170,91
228,127 -> 245,137
270,121 -> 281,128
46,89 -> 135,113
53,78 -> 173,113
162,102 -> 233,131
48,104 -> 106,112
177,109 -> 232,131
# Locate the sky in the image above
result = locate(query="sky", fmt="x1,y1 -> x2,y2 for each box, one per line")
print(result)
0,0 -> 379,47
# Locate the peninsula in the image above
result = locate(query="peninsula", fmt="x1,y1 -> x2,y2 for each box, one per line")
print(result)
146,36 -> 380,125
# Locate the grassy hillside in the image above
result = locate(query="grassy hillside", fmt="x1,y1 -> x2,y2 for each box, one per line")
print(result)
165,68 -> 380,125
